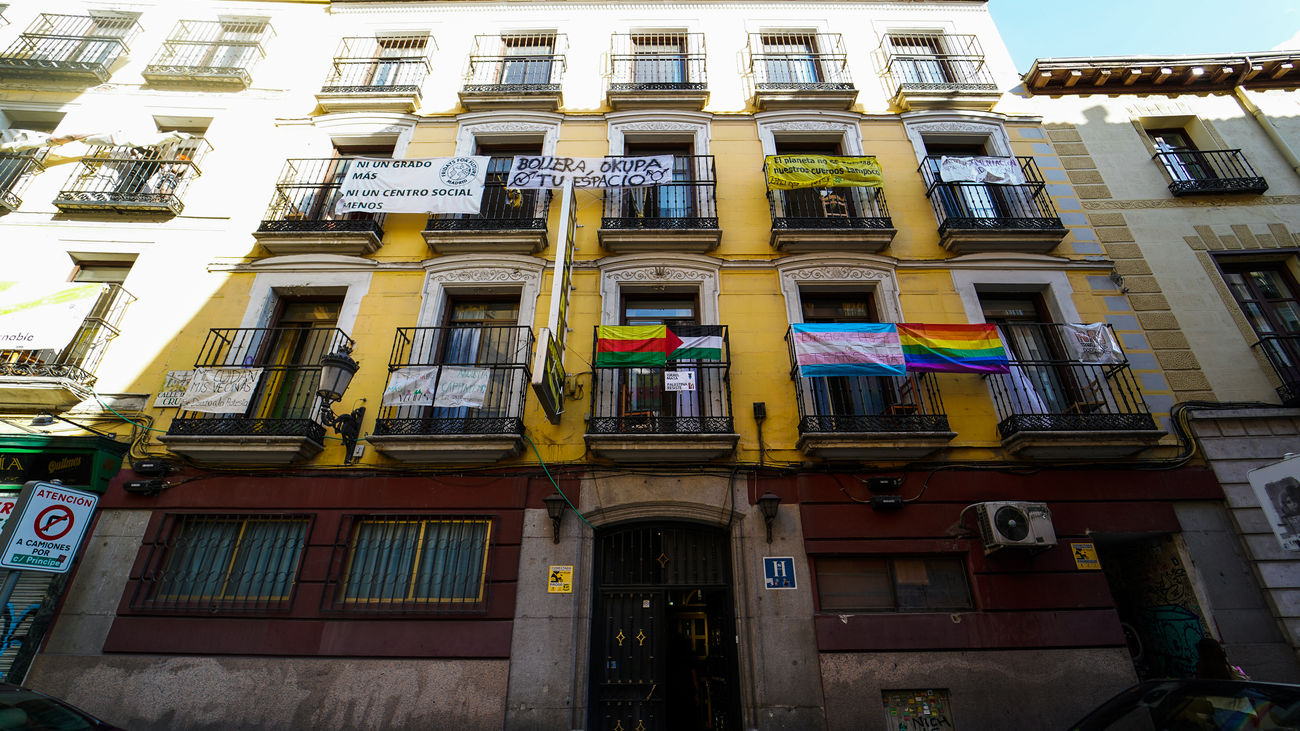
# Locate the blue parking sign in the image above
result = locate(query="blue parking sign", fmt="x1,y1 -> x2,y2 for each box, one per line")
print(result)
763,556 -> 796,590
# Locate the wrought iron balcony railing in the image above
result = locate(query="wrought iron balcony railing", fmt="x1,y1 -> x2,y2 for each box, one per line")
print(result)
258,157 -> 385,236
986,323 -> 1156,438
320,35 -> 433,94
143,19 -> 273,87
464,33 -> 566,92
919,155 -> 1063,234
373,325 -> 534,437
53,137 -> 212,215
1251,334 -> 1300,406
748,32 -> 852,90
0,283 -> 134,388
1152,149 -> 1269,196
167,327 -> 355,444
784,327 -> 949,433
587,325 -> 734,435
765,172 -> 893,232
0,13 -> 142,83
601,155 -> 717,230
609,32 -> 706,91
0,152 -> 44,212
425,156 -> 550,232
881,32 -> 997,97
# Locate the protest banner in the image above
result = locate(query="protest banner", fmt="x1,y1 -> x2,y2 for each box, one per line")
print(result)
506,155 -> 674,189
334,156 -> 490,215
764,155 -> 883,190
178,368 -> 263,413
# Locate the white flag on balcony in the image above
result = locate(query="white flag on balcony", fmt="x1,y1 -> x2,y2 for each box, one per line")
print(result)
179,368 -> 263,413
433,366 -> 490,408
382,366 -> 439,407
334,156 -> 490,215
938,156 -> 1026,185
506,155 -> 675,189
1062,323 -> 1123,364
0,282 -> 103,352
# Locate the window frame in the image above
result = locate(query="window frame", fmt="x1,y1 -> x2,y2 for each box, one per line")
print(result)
813,555 -> 974,613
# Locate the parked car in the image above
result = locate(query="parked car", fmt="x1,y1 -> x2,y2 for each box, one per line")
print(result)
0,683 -> 125,730
1069,679 -> 1300,730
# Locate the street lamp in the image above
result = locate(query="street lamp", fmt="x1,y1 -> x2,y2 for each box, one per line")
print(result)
543,492 -> 567,544
757,491 -> 781,544
318,343 -> 364,464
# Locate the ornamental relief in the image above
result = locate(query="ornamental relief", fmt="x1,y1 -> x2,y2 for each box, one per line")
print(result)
609,267 -> 712,283
765,121 -> 851,133
615,121 -> 704,132
910,121 -> 998,135
782,267 -> 887,283
428,268 -> 539,284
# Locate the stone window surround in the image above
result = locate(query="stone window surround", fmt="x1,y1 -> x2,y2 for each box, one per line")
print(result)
239,263 -> 375,334
597,254 -> 721,325
415,254 -> 545,329
949,264 -> 1083,325
606,110 -> 711,155
311,111 -> 418,155
775,254 -> 904,324
901,110 -> 1014,165
755,110 -> 865,156
454,111 -> 562,156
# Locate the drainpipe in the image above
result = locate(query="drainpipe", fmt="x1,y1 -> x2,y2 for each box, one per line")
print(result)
1234,83 -> 1300,179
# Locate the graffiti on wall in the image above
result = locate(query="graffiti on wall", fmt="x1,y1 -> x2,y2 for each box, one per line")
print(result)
1100,536 -> 1208,679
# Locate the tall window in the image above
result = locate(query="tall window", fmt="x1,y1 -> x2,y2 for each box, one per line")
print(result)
71,13 -> 137,65
774,140 -> 860,220
890,35 -> 947,84
500,35 -> 554,85
620,296 -> 698,423
761,32 -> 820,84
435,297 -> 521,420
476,141 -> 542,220
624,141 -> 693,219
1147,128 -> 1211,182
800,291 -> 898,418
253,298 -> 342,421
815,556 -> 972,612
1221,262 -> 1300,338
204,19 -> 267,70
341,517 -> 491,606
154,515 -> 309,608
370,35 -> 426,87
632,33 -> 686,84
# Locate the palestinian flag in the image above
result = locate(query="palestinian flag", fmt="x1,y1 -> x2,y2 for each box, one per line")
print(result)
897,323 -> 1009,374
671,325 -> 725,361
595,325 -> 683,367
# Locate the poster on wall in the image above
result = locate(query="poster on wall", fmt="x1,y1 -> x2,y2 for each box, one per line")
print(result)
178,368 -> 263,414
153,370 -> 195,408
334,156 -> 490,215
0,282 -> 103,352
1248,454 -> 1300,551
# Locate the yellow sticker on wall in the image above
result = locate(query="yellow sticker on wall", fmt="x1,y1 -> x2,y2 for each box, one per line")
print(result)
548,565 -> 573,593
1072,542 -> 1101,570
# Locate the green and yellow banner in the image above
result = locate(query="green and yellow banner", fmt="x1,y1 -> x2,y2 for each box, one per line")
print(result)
765,154 -> 883,190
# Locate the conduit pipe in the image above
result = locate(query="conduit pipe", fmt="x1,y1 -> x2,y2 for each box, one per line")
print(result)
1234,84 -> 1300,179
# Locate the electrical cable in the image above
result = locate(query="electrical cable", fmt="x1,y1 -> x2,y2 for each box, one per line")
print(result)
524,432 -> 594,532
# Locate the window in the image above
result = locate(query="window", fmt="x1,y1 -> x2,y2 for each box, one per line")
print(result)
761,32 -> 820,84
370,35 -> 426,87
890,34 -> 948,85
624,141 -> 693,219
774,139 -> 864,220
500,34 -> 554,85
631,33 -> 686,84
815,556 -> 972,612
1147,128 -> 1212,183
340,517 -> 491,607
152,515 -> 309,609
204,18 -> 268,70
1221,261 -> 1300,338
475,141 -> 542,220
69,252 -> 136,284
71,12 -> 138,65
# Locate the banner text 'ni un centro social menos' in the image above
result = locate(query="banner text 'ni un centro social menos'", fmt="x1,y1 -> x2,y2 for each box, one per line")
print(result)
334,156 -> 491,215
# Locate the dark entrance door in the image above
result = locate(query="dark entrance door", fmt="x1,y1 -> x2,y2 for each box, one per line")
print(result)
591,522 -> 741,731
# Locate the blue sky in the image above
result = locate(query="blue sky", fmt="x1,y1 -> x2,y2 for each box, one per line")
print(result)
989,0 -> 1300,72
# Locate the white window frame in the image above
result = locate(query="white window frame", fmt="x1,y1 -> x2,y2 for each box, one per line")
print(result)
597,254 -> 720,326
416,254 -> 544,329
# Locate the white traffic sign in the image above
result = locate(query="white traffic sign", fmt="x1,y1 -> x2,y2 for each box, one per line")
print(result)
0,481 -> 98,573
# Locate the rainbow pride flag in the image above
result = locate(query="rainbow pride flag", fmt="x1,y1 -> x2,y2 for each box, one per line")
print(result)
595,325 -> 683,367
896,323 -> 1009,374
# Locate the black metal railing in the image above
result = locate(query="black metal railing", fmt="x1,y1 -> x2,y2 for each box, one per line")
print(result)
320,35 -> 433,94
765,166 -> 892,231
601,155 -> 717,230
0,13 -> 142,82
588,325 -> 733,435
258,157 -> 386,236
0,283 -> 133,388
166,327 -> 354,444
748,32 -> 852,90
785,327 -> 948,433
425,156 -> 550,231
919,155 -> 1064,234
321,514 -> 492,614
881,32 -> 997,97
464,33 -> 566,92
143,19 -> 272,86
609,32 -> 706,91
1252,334 -> 1300,406
987,323 -> 1156,438
0,152 -> 44,211
373,326 -> 533,437
1152,149 -> 1269,196
53,137 -> 211,215
130,513 -> 311,614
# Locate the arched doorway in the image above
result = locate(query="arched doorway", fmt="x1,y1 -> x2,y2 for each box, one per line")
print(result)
589,521 -> 741,731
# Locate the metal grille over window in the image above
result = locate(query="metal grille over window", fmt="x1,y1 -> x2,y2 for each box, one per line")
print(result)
0,283 -> 133,387
0,13 -> 143,83
600,155 -> 717,230
424,155 -> 550,231
323,516 -> 492,613
0,149 -> 45,213
609,32 -> 706,90
464,33 -> 566,91
131,514 -> 311,613
320,35 -> 433,93
881,32 -> 996,96
143,18 -> 273,88
53,136 -> 212,216
748,32 -> 851,90
918,155 -> 1062,233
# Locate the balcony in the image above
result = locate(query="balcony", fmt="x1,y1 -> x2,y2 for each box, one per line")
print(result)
920,156 -> 1067,254
766,178 -> 895,254
160,327 -> 354,464
1251,334 -> 1300,406
585,325 -> 738,462
787,332 -> 954,460
316,35 -> 433,113
598,155 -> 720,253
0,13 -> 141,86
460,33 -> 566,111
255,158 -> 385,256
1153,149 -> 1269,196
881,33 -> 1001,111
0,152 -> 44,213
988,323 -> 1163,459
142,19 -> 272,90
368,326 -> 533,463
607,32 -> 707,110
423,157 -> 550,255
0,283 -> 133,411
747,32 -> 856,110
53,137 -> 211,216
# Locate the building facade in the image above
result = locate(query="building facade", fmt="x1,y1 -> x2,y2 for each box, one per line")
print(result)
0,1 -> 1290,730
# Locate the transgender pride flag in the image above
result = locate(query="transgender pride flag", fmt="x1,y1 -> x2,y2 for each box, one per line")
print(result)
790,324 -> 907,377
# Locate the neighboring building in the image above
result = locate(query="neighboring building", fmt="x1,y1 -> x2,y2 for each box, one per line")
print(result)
0,2 -> 1289,730
1020,50 -> 1300,683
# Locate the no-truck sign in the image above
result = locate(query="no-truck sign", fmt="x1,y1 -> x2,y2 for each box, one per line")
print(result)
0,481 -> 98,573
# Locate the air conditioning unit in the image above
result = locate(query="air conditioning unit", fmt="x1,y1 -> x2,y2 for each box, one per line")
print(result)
974,501 -> 1056,554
